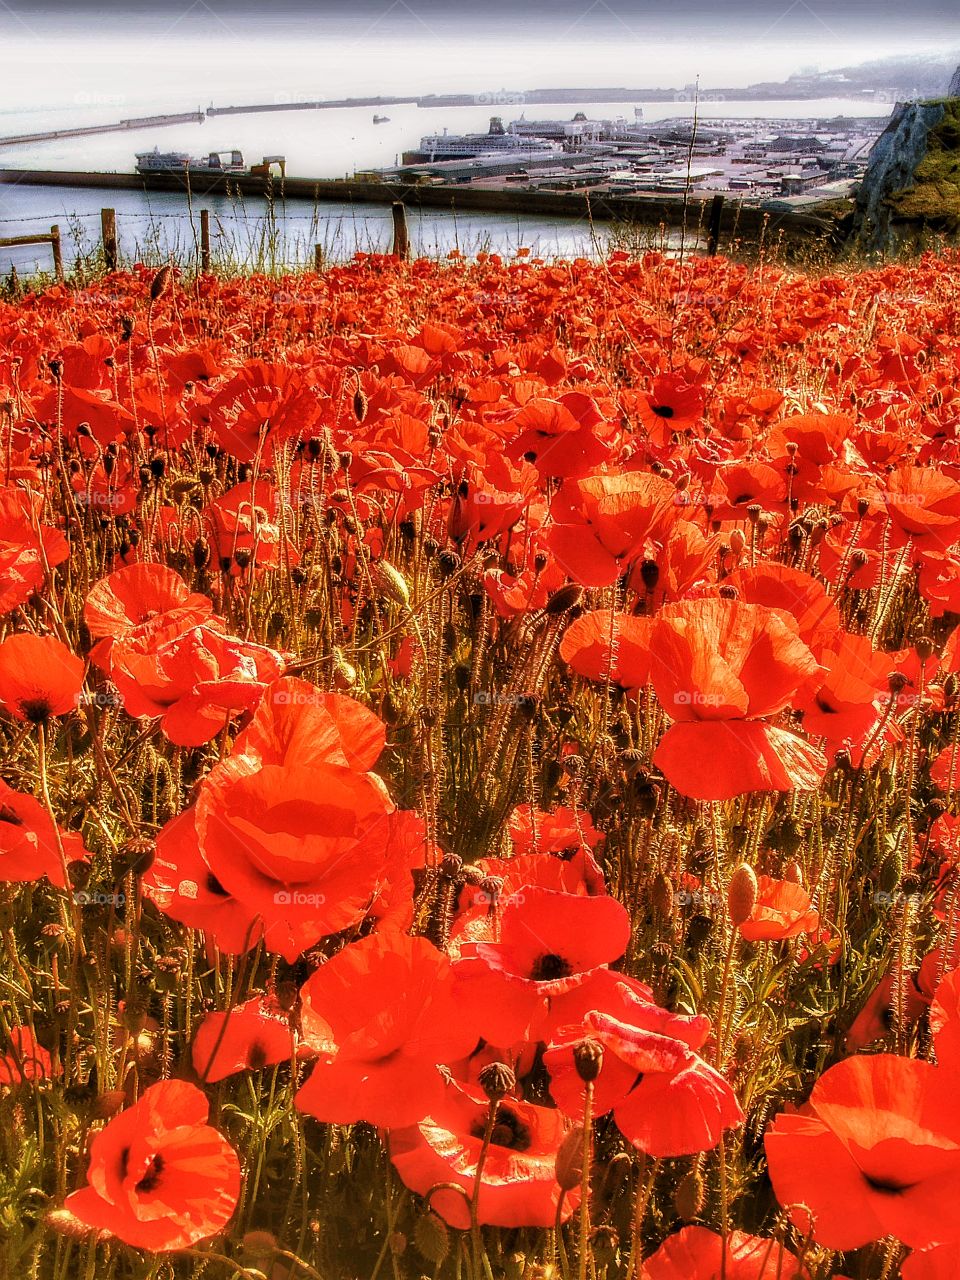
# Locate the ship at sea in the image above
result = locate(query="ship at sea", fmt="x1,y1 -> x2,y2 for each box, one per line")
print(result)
134,148 -> 286,190
136,147 -> 248,176
402,116 -> 561,165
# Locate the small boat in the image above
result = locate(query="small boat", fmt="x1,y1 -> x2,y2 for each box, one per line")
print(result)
373,114 -> 390,124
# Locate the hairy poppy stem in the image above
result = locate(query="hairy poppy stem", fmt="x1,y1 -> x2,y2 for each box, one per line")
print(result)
577,1082 -> 594,1280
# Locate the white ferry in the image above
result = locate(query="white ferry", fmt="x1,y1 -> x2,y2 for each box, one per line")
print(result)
136,147 -> 247,176
405,117 -> 560,164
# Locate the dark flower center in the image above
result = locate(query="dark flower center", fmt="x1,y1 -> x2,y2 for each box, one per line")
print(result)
0,805 -> 24,827
135,1153 -> 165,1194
652,404 -> 674,419
530,952 -> 573,981
862,1172 -> 919,1196
471,1106 -> 531,1152
19,698 -> 53,724
206,872 -> 230,898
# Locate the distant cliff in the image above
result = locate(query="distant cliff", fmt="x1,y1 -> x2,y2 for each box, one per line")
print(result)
852,97 -> 960,253
950,66 -> 960,98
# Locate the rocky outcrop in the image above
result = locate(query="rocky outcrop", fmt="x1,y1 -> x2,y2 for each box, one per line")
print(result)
851,98 -> 960,253
949,65 -> 960,98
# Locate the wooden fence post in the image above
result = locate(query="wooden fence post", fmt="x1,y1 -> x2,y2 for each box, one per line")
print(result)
200,208 -> 211,272
50,224 -> 64,282
314,243 -> 324,273
101,207 -> 118,271
706,194 -> 725,256
391,201 -> 409,259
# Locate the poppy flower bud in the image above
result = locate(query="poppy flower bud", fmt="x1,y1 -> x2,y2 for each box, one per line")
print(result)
729,528 -> 746,555
414,1211 -> 449,1266
573,1038 -> 604,1083
352,388 -> 368,422
46,1209 -> 101,1240
193,538 -> 210,570
338,450 -> 353,471
727,864 -> 758,926
93,1089 -> 126,1120
503,1252 -> 527,1280
545,584 -> 583,615
673,1167 -> 705,1220
851,549 -> 869,569
783,859 -> 803,885
478,1061 -> 516,1101
332,649 -> 357,687
149,265 -> 171,301
651,871 -> 676,918
374,561 -> 411,608
887,671 -> 910,695
555,1125 -> 584,1190
438,550 -> 461,576
747,503 -> 762,523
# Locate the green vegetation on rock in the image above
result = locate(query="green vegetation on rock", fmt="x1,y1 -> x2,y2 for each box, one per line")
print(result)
886,97 -> 960,230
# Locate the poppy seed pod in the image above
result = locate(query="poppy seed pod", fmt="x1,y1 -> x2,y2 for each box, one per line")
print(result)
573,1038 -> 604,1083
727,864 -> 759,926
478,1061 -> 516,1101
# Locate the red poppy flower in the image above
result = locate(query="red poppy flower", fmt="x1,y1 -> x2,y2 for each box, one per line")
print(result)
452,887 -> 631,1043
0,778 -> 89,888
545,1009 -> 742,1157
506,394 -> 611,479
547,472 -> 679,587
84,562 -> 212,642
639,1226 -> 812,1279
63,1079 -> 241,1250
634,373 -> 704,446
0,486 -> 70,615
649,598 -> 825,800
559,611 -> 653,688
389,1078 -> 578,1229
0,1027 -> 58,1086
765,1055 -> 960,1250
296,932 -> 479,1128
737,875 -> 819,942
108,622 -> 283,746
192,997 -> 292,1083
143,807 -> 264,956
721,564 -> 841,662
879,466 -> 960,549
0,633 -> 84,722
195,760 -> 395,962
207,360 -> 319,461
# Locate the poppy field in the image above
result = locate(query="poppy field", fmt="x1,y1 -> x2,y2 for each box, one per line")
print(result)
2,245 -> 960,1280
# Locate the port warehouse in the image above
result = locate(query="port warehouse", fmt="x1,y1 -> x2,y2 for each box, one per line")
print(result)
0,168 -> 838,239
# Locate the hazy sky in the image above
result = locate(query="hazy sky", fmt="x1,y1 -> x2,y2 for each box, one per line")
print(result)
0,0 -> 956,111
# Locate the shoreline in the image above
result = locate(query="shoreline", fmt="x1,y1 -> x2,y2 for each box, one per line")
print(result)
0,168 -> 839,240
